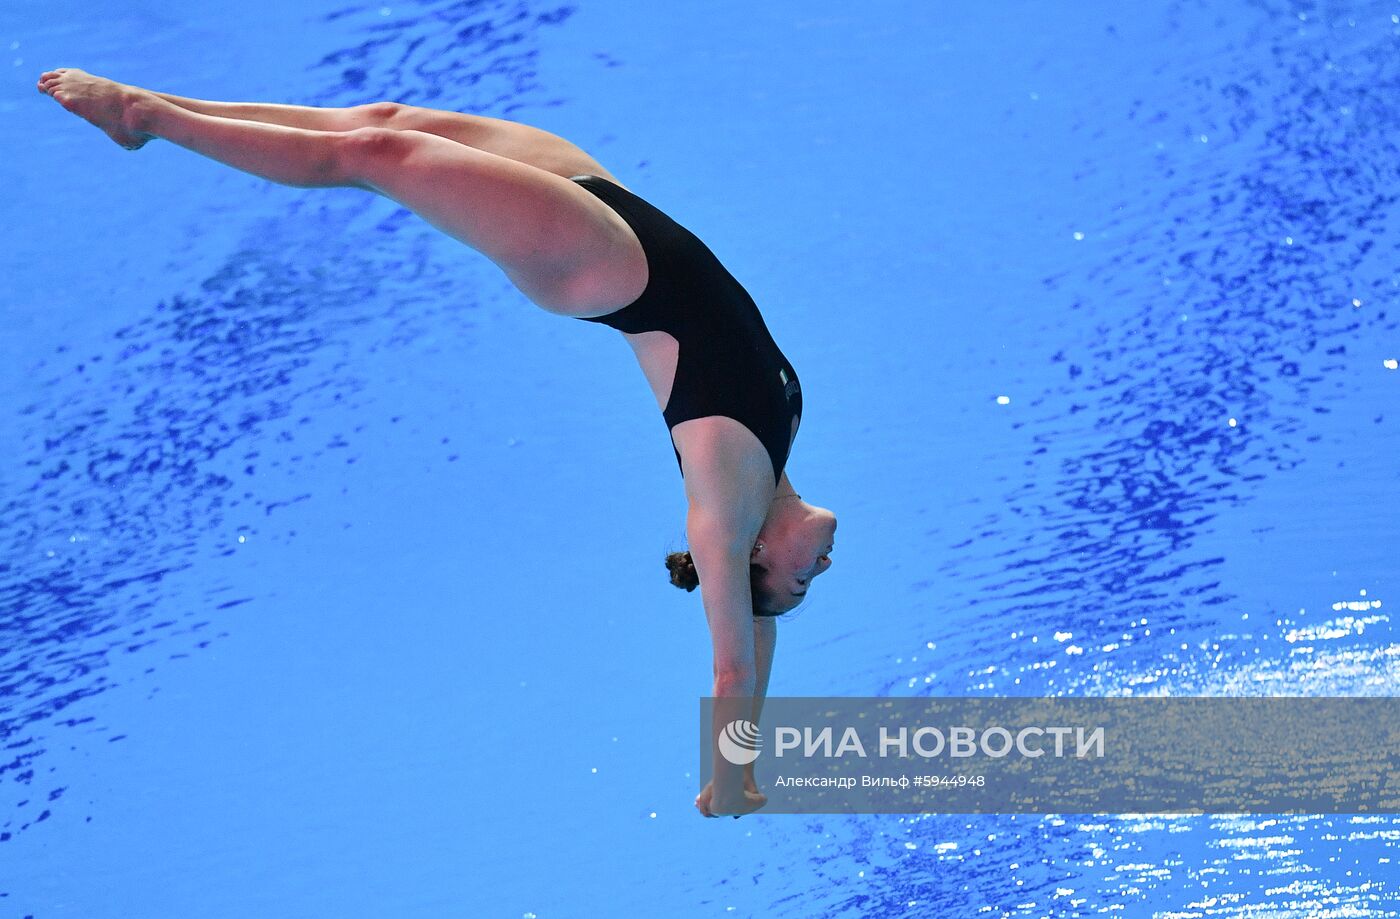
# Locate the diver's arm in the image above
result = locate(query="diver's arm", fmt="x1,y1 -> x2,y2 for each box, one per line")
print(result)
679,440 -> 773,816
687,511 -> 765,813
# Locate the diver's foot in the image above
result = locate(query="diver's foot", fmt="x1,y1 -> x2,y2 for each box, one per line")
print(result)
37,67 -> 153,151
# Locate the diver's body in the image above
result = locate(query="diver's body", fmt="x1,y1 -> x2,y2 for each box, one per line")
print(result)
37,68 -> 836,818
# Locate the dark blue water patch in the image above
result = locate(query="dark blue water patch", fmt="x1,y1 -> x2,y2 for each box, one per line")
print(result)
309,0 -> 576,114
0,0 -> 575,843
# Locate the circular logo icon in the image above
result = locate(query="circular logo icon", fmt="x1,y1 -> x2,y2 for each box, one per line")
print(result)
717,719 -> 763,765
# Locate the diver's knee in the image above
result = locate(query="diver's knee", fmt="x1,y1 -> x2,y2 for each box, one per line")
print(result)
335,126 -> 411,186
349,101 -> 407,128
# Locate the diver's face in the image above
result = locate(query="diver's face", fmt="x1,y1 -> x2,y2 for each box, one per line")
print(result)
759,506 -> 837,613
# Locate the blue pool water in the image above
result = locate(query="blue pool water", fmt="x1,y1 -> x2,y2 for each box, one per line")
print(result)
3,0 -> 1399,915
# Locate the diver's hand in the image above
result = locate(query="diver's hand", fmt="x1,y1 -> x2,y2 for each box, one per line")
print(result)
695,779 -> 768,818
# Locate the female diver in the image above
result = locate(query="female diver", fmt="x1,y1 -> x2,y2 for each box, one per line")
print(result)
38,68 -> 837,819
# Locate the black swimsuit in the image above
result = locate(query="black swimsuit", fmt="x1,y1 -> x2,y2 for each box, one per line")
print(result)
569,175 -> 803,484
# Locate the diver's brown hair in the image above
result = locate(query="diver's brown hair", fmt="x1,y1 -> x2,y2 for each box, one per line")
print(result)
665,550 -> 779,617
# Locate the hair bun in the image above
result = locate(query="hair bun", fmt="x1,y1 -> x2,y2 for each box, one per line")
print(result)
664,550 -> 700,591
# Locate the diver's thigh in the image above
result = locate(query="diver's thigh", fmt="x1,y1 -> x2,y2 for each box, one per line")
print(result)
338,127 -> 643,313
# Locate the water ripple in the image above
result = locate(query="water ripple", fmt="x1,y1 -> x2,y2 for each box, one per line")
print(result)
775,3 -> 1400,917
891,0 -> 1400,702
0,0 -> 571,842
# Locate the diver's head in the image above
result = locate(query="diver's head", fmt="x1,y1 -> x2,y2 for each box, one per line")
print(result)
664,495 -> 837,617
749,494 -> 837,614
